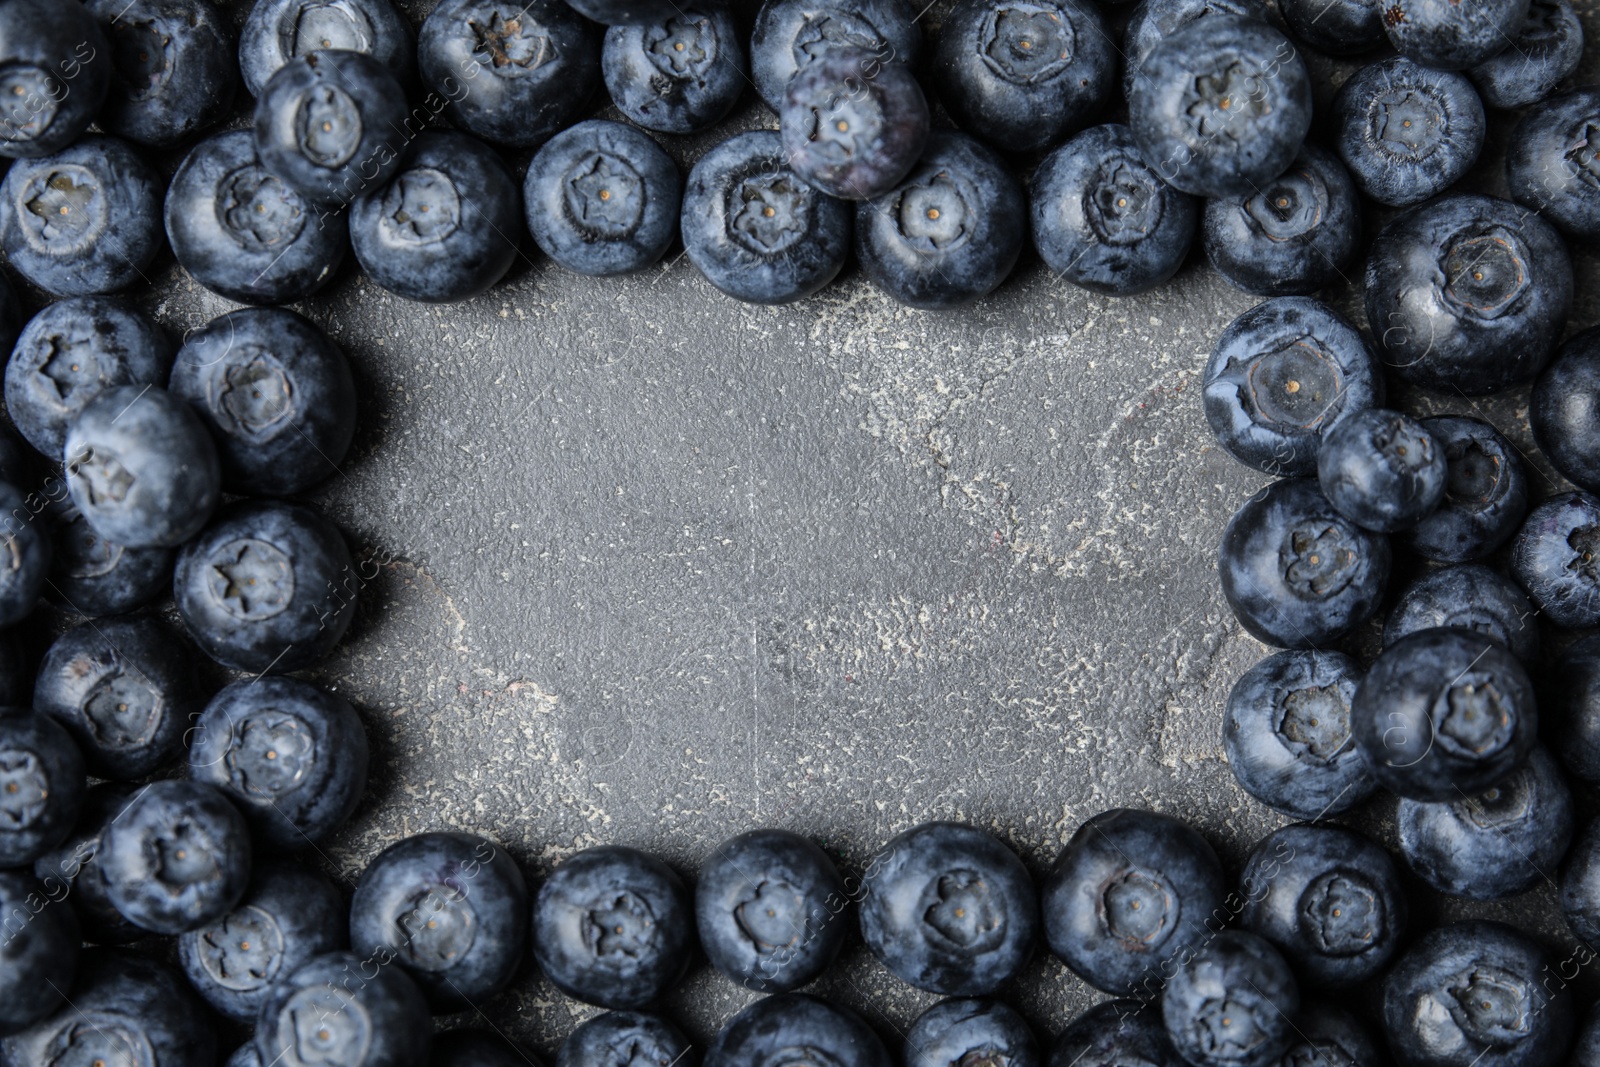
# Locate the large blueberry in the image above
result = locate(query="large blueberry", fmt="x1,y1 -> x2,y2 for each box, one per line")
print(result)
603,8 -> 747,134
782,47 -> 928,203
907,999 -> 1039,1067
1403,416 -> 1529,563
32,781 -> 143,944
1160,931 -> 1298,1067
1510,492 -> 1600,629
1316,407 -> 1447,533
1332,58 -> 1484,207
1507,87 -> 1600,239
254,950 -> 432,1067
0,870 -> 78,1037
1383,0 -> 1528,69
707,994 -> 891,1067
1278,0 -> 1383,51
86,0 -> 237,146
1469,0 -> 1582,109
0,0 -> 111,159
1383,563 -> 1539,664
749,0 -> 923,113
558,1012 -> 692,1067
1550,635 -> 1600,786
239,0 -> 415,97
0,482 -> 51,626
0,706 -> 84,868
1049,1001 -> 1183,1066
1533,326 -> 1600,495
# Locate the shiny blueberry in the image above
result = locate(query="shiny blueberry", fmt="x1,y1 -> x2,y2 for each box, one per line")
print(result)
1510,491 -> 1600,629
0,0 -> 111,159
1383,563 -> 1539,664
254,950 -> 432,1067
1332,58 -> 1484,207
0,482 -> 51,626
707,994 -> 891,1067
239,0 -> 416,98
750,0 -> 923,113
1533,326 -> 1600,495
1161,930 -> 1298,1067
0,871 -> 78,1037
1403,416 -> 1528,563
32,781 -> 142,945
1120,0 -> 1267,100
557,1011 -> 693,1067
1507,87 -> 1600,239
1278,0 -> 1384,51
438,1030 -> 541,1067
0,706 -> 84,869
86,0 -> 237,146
782,47 -> 928,203
1049,1000 -> 1182,1067
1316,407 -> 1446,533
1563,817 -> 1600,946
603,7 -> 747,134
1550,635 -> 1600,787
1382,0 -> 1529,69
1469,0 -> 1582,108
907,999 -> 1039,1067
46,504 -> 173,618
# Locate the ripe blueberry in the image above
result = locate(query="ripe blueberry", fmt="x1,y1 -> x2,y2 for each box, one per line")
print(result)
1510,491 -> 1600,629
781,47 -> 929,203
1506,87 -> 1600,239
0,0 -> 111,159
1049,1000 -> 1182,1066
86,0 -> 237,146
239,0 -> 416,98
1316,407 -> 1446,533
32,782 -> 143,945
749,0 -> 923,113
46,504 -> 174,618
1402,416 -> 1528,563
906,999 -> 1038,1067
1278,0 -> 1384,51
707,994 -> 891,1067
1160,930 -> 1298,1067
1332,57 -> 1484,207
0,706 -> 84,869
1469,0 -> 1582,109
603,7 -> 747,134
0,870 -> 78,1037
1382,0 -> 1529,70
1383,563 -> 1539,664
558,1012 -> 693,1067
0,482 -> 51,626
254,950 -> 432,1067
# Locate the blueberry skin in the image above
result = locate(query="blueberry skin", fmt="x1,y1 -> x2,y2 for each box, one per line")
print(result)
0,707 -> 84,869
170,307 -> 356,497
239,0 -> 416,98
1203,298 -> 1381,477
1469,0 -> 1582,109
682,130 -> 852,305
0,136 -> 163,297
1383,563 -> 1539,664
64,384 -> 221,549
1549,634 -> 1600,786
1042,808 -> 1226,998
32,781 -> 143,945
1217,478 -> 1391,648
0,482 -> 50,625
0,0 -> 111,159
1382,921 -> 1572,1067
1201,143 -> 1361,297
179,863 -> 346,1022
1403,416 -> 1529,563
1332,58 -> 1485,208
351,832 -> 528,1012
525,119 -> 681,277
1364,194 -> 1572,395
100,779 -> 252,935
933,0 -> 1116,156
0,871 -> 78,1037
859,822 -> 1038,996
782,48 -> 929,203
1272,1004 -> 1383,1067
707,994 -> 892,1067
165,129 -> 350,306
603,8 -> 747,134
1506,87 -> 1600,239
440,1029 -> 542,1067
254,950 -> 433,1067
750,0 -> 923,113
86,0 -> 237,147
174,500 -> 357,674
1510,492 -> 1600,629
1030,123 -> 1198,297
907,999 -> 1039,1067
1351,627 -> 1537,802
1049,1000 -> 1184,1067
856,132 -> 1024,310
532,844 -> 694,1008
1383,0 -> 1528,70
558,1012 -> 692,1067
1562,817 -> 1600,946
1533,327 -> 1600,496
1279,0 -> 1384,52
188,675 -> 369,849
569,0 -> 682,22
1120,0 -> 1267,101
1317,407 -> 1447,533
1160,930 -> 1298,1067
419,0 -> 600,150
1129,16 -> 1311,199
695,828 -> 849,992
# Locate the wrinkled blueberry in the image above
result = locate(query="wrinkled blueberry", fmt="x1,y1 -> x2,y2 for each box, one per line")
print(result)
557,1011 -> 693,1067
1383,563 -> 1539,664
707,994 -> 891,1067
0,870 -> 78,1037
0,0 -> 111,159
1316,407 -> 1446,533
1383,0 -> 1528,70
1549,634 -> 1600,786
1161,930 -> 1298,1067
1279,0 -> 1384,51
1403,416 -> 1529,563
1469,0 -> 1582,108
603,7 -> 746,134
87,0 -> 237,146
1507,87 -> 1600,239
32,781 -> 142,945
0,482 -> 51,626
907,999 -> 1038,1067
1332,58 -> 1485,207
1510,491 -> 1600,629
782,48 -> 928,203
750,0 -> 922,113
254,950 -> 432,1067
1049,1000 -> 1183,1067
0,706 -> 84,868
1533,326 -> 1600,496
239,0 -> 415,98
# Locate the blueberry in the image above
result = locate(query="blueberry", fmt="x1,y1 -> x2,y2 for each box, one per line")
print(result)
906,999 -> 1039,1067
1382,921 -> 1573,1067
178,862 -> 346,1022
1331,58 -> 1484,208
1469,0 -> 1582,108
1041,808 -> 1226,998
239,0 -> 416,98
602,8 -> 747,134
1562,817 -> 1600,946
1351,627 -> 1537,801
174,500 -> 357,674
418,0 -> 600,150
1532,326 -> 1600,497
439,1030 -> 541,1067
34,615 -> 199,781
1402,416 -> 1529,563
1128,15 -> 1311,199
0,707 -> 84,869
100,779 -> 252,935
86,0 -> 237,146
525,119 -> 681,277
557,1011 -> 694,1067
1269,1004 -> 1382,1067
351,832 -> 528,1011
532,844 -> 693,1008
188,675 -> 369,849
0,136 -> 163,297
1506,87 -> 1600,239
682,130 -> 852,305
253,49 -> 412,211
0,871 -> 78,1037
0,0 -> 111,159
0,482 -> 51,626
1549,634 -> 1600,786
750,0 -> 923,114
1202,144 -> 1361,297
1160,930 -> 1298,1067
859,822 -> 1037,996
1365,194 -> 1571,395
1383,0 -> 1528,70
1316,407 -> 1447,533
1278,0 -> 1384,52
254,950 -> 433,1067
169,307 -> 357,496
32,781 -> 143,945
230,1044 -> 265,1067
64,384 -> 221,549
695,827 -> 849,992
707,994 -> 891,1067
782,48 -> 928,203
1510,492 -> 1600,629
1217,478 -> 1391,648
1383,563 -> 1539,664
1203,298 -> 1381,477
568,0 -> 681,23
1030,123 -> 1198,297
855,131 -> 1024,310
1049,1000 -> 1183,1066
1120,0 -> 1267,101
165,129 -> 350,306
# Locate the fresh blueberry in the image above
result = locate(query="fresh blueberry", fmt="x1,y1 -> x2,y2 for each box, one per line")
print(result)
1128,15 -> 1311,199
568,0 -> 681,23
750,0 -> 923,113
602,8 -> 747,134
1510,492 -> 1600,629
1351,627 -> 1537,801
859,822 -> 1037,996
0,482 -> 51,626
64,384 -> 221,549
418,0 -> 600,150
1506,87 -> 1600,239
1316,407 -> 1447,533
178,863 -> 346,1022
1383,563 -> 1539,664
1533,326 -> 1600,496
1383,0 -> 1528,69
532,844 -> 693,1008
1549,634 -> 1600,786
0,136 -> 163,297
1217,478 -> 1391,648
525,119 -> 681,277
1563,817 -> 1600,946
0,871 -> 78,1037
1120,0 -> 1267,101
166,129 -> 350,306
86,0 -> 237,146
1042,807 -> 1226,998
1382,921 -> 1573,1067
0,707 -> 84,869
174,500 -> 357,674
439,1030 -> 540,1067
707,994 -> 892,1067
0,0 -> 111,159
1403,416 -> 1529,563
1049,1000 -> 1183,1066
1332,58 -> 1484,208
32,781 -> 142,945
1469,0 -> 1582,108
188,675 -> 369,849
1160,930 -> 1298,1067
682,130 -> 851,305
1365,194 -> 1572,395
1278,0 -> 1384,52
254,950 -> 432,1067
695,827 -> 849,992
1271,1004 -> 1382,1067
557,1011 -> 693,1067
782,48 -> 928,203
1030,123 -> 1198,297
856,131 -> 1024,310
46,504 -> 172,617
239,0 -> 416,98
1202,297 -> 1382,477
906,999 -> 1039,1067
1202,143 -> 1361,297
169,307 -> 356,497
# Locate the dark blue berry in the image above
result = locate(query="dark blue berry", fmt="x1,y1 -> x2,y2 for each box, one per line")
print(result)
1332,58 -> 1484,207
0,482 -> 50,626
1550,634 -> 1600,787
782,48 -> 928,203
1507,87 -> 1600,239
0,706 -> 84,868
1160,930 -> 1298,1067
558,1012 -> 692,1067
1317,407 -> 1446,533
907,999 -> 1039,1067
1278,0 -> 1384,51
1469,0 -> 1582,108
0,871 -> 78,1037
1383,0 -> 1529,69
32,781 -> 143,945
46,505 -> 173,618
1121,0 -> 1266,100
750,0 -> 923,113
1510,491 -> 1600,629
1383,563 -> 1539,664
239,0 -> 415,98
1049,1001 -> 1183,1067
87,0 -> 237,146
254,950 -> 432,1067
603,8 -> 746,134
1403,416 -> 1529,563
707,994 -> 891,1067
0,0 -> 111,159
1533,326 -> 1600,495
